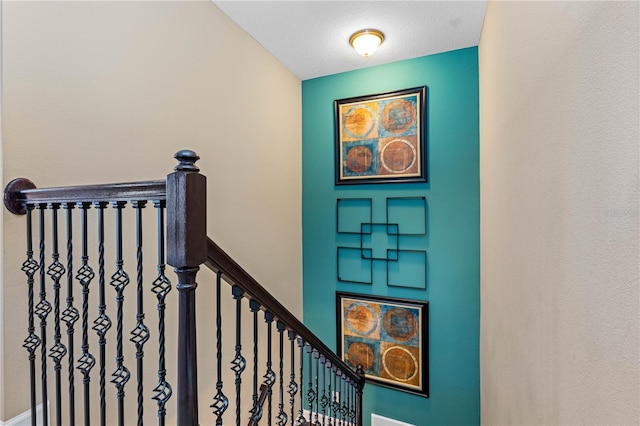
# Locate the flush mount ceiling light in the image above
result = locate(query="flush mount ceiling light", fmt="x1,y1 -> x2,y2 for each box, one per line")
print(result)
349,29 -> 384,57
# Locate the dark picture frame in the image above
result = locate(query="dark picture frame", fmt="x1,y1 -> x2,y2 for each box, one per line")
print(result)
336,292 -> 429,397
334,86 -> 427,185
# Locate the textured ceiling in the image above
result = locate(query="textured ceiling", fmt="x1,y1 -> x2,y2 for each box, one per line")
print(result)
213,1 -> 487,80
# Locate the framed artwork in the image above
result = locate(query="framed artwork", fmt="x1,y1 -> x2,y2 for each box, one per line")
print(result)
334,86 -> 427,185
336,292 -> 429,397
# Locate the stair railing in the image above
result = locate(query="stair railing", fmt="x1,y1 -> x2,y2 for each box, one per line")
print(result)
4,150 -> 364,426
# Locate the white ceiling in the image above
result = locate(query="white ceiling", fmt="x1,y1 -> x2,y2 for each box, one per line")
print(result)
213,1 -> 488,81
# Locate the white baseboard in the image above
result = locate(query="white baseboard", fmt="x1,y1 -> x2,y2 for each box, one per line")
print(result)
371,413 -> 415,426
0,403 -> 47,426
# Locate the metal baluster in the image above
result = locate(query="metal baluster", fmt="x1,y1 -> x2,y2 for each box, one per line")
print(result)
248,299 -> 262,423
230,286 -> 246,426
327,363 -> 333,426
76,202 -> 95,426
35,204 -> 51,426
62,203 -> 79,426
341,375 -> 348,425
276,322 -> 287,426
351,380 -> 356,425
296,338 -> 305,426
21,205 -> 41,426
345,378 -> 351,424
129,201 -> 150,426
264,312 -> 276,426
92,201 -> 111,426
47,204 -> 67,426
151,200 -> 172,426
331,368 -> 339,426
287,331 -> 297,426
355,365 -> 364,426
320,357 -> 328,426
110,201 -> 131,425
307,346 -> 315,424
314,351 -> 320,426
211,272 -> 228,424
338,370 -> 345,426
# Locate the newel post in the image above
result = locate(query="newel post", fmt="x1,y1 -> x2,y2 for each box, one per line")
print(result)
167,150 -> 207,426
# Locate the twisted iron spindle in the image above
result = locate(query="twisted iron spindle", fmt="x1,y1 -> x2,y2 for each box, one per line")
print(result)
248,299 -> 262,423
210,272 -> 229,424
130,201 -> 150,426
331,367 -> 339,426
151,200 -> 172,426
327,363 -> 333,426
314,351 -> 320,426
110,201 -> 131,425
287,330 -> 298,426
62,203 -> 79,426
264,311 -> 276,426
35,204 -> 51,426
92,201 -> 111,426
320,356 -> 328,426
76,202 -> 95,426
21,205 -> 40,426
307,346 -> 316,424
47,203 -> 67,426
276,322 -> 287,426
230,286 -> 246,426
337,371 -> 343,426
341,375 -> 348,425
296,338 -> 305,426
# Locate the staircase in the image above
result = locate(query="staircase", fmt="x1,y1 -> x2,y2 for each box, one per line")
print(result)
4,150 -> 364,426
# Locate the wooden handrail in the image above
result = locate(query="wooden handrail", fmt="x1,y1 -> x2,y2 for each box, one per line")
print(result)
205,237 -> 364,386
4,177 -> 166,214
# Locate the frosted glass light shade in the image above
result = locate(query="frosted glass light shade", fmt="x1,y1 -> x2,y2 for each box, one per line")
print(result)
349,29 -> 384,57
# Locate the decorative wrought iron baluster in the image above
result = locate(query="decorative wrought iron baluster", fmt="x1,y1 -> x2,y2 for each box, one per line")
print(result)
21,205 -> 40,426
287,331 -> 297,426
76,202 -> 95,426
331,368 -> 340,426
327,363 -> 333,426
320,356 -> 328,426
314,351 -> 320,426
92,201 -> 111,426
338,370 -> 346,426
35,204 -> 51,426
350,379 -> 356,425
345,378 -> 351,424
264,311 -> 276,426
295,338 -> 305,426
276,322 -> 287,426
340,375 -> 348,425
151,200 -> 172,426
355,365 -> 364,426
307,346 -> 316,423
62,203 -> 79,426
210,272 -> 228,424
129,201 -> 150,426
230,286 -> 246,426
248,299 -> 262,423
47,204 -> 67,426
110,201 -> 131,425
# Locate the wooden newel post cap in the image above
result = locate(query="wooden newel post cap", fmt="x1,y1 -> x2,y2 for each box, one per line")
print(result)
174,150 -> 200,172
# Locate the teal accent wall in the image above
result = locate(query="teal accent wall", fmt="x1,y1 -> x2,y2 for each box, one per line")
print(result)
302,47 -> 480,425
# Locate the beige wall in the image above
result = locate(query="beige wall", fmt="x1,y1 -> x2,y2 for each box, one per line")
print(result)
480,1 -> 639,425
1,0 -> 301,422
